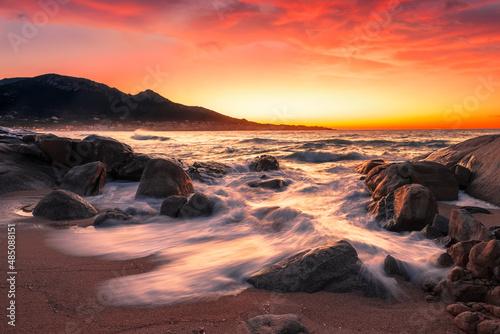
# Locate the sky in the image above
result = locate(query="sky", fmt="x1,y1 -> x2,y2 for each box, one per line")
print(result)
1,0 -> 500,129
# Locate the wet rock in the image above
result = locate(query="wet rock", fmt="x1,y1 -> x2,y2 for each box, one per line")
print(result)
60,161 -> 107,196
423,224 -> 445,239
187,161 -> 233,184
365,163 -> 411,201
432,214 -> 450,235
247,240 -> 368,294
33,189 -> 97,221
82,135 -> 134,176
94,208 -> 131,227
249,155 -> 279,172
124,203 -> 158,216
355,159 -> 386,175
435,236 -> 455,248
135,158 -> 194,199
246,314 -> 309,334
449,208 -> 489,242
160,195 -> 188,218
447,240 -> 481,267
117,153 -> 152,181
178,192 -> 212,219
383,255 -> 413,281
435,253 -> 454,268
446,303 -> 474,316
383,184 -> 438,232
248,179 -> 288,191
452,164 -> 471,188
424,134 -> 500,206
454,311 -> 482,334
467,240 -> 500,279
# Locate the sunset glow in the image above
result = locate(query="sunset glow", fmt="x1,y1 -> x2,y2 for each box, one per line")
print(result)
2,0 -> 500,129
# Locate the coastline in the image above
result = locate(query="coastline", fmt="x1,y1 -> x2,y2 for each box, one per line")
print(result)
0,190 -> 466,333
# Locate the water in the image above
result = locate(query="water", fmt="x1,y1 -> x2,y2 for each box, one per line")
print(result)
46,129 -> 500,306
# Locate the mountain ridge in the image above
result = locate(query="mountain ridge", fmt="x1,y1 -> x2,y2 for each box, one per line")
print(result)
0,74 -> 331,131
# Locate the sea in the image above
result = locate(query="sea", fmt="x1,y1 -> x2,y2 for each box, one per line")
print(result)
42,129 -> 500,306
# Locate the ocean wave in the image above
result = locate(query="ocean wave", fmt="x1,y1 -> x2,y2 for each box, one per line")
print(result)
239,138 -> 277,144
285,151 -> 368,163
299,138 -> 450,149
131,133 -> 170,141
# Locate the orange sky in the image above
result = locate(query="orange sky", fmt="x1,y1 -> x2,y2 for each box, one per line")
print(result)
1,0 -> 500,129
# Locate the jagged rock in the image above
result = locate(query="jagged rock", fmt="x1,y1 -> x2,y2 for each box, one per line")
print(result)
178,192 -> 212,219
248,179 -> 288,191
135,158 -> 194,199
249,155 -> 279,172
355,159 -> 386,175
383,184 -> 438,232
60,161 -> 106,196
449,208 -> 489,242
454,311 -> 482,334
247,240 -> 369,295
447,241 -> 481,267
160,195 -> 188,218
33,190 -> 97,220
246,314 -> 309,334
424,135 -> 500,206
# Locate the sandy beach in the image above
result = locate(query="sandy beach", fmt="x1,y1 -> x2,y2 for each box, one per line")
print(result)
0,190 -> 468,333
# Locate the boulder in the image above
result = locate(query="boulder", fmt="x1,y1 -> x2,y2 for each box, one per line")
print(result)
449,209 -> 489,242
135,158 -> 194,199
477,320 -> 500,334
447,241 -> 481,267
383,184 -> 438,232
247,179 -> 288,191
160,195 -> 188,218
249,155 -> 279,172
365,163 -> 411,201
33,190 -> 97,221
247,240 -> 368,294
117,153 -> 152,181
422,224 -> 445,239
82,135 -> 134,176
187,161 -> 233,184
383,255 -> 413,281
452,164 -> 472,188
446,303 -> 474,316
432,214 -> 450,235
441,280 -> 490,303
38,138 -> 75,166
60,161 -> 107,196
467,241 -> 500,279
449,266 -> 466,281
246,314 -> 309,334
355,159 -> 386,175
454,311 -> 482,334
178,192 -> 212,219
486,287 -> 500,307
94,208 -> 131,227
424,135 -> 500,206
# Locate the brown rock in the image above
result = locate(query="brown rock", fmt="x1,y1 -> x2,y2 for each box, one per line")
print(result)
477,320 -> 500,334
441,281 -> 490,303
449,209 -> 489,242
446,303 -> 475,316
60,161 -> 107,196
454,311 -> 482,334
246,314 -> 309,334
39,138 -> 74,166
467,241 -> 500,279
486,287 -> 500,307
355,159 -> 386,174
410,161 -> 459,200
449,266 -> 466,281
453,164 -> 472,188
249,155 -> 279,172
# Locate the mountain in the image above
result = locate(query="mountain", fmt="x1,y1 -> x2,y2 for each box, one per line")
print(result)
0,74 -> 330,131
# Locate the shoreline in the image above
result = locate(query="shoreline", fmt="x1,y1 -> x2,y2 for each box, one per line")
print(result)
0,190 -> 465,333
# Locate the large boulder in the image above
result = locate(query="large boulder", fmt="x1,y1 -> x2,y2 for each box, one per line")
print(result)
178,192 -> 212,219
160,195 -> 188,218
135,158 -> 194,199
246,314 -> 309,334
33,190 -> 97,220
355,159 -> 386,175
247,240 -> 368,294
82,135 -> 134,176
365,161 -> 459,201
117,153 -> 152,181
424,135 -> 500,206
466,240 -> 500,279
249,155 -> 279,172
449,208 -> 489,242
384,184 -> 438,232
38,138 -> 75,166
60,161 -> 107,196
447,241 -> 481,267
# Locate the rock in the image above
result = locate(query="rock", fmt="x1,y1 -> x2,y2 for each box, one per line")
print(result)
484,304 -> 500,318
367,192 -> 394,222
33,190 -> 97,221
124,203 -> 158,216
435,253 -> 454,268
117,153 -> 152,181
187,161 -> 233,184
82,135 -> 134,176
247,179 -> 288,191
38,138 -> 75,166
424,135 -> 500,206
486,287 -> 500,307
246,314 -> 309,334
454,311 -> 482,334
160,195 -> 188,218
447,241 -> 481,267
383,255 -> 412,281
178,192 -> 212,219
449,209 -> 489,242
365,163 -> 411,201
60,161 -> 107,196
17,143 -> 50,162
452,164 -> 472,188
135,158 -> 194,199
441,280 -> 490,303
449,266 -> 466,281
435,236 -> 455,248
94,208 -> 131,227
383,184 -> 438,232
447,303 -> 475,316
249,155 -> 279,172
432,214 -> 450,235
467,241 -> 500,279
477,320 -> 500,334
247,240 -> 368,294
422,224 -> 445,239
461,206 -> 492,215
355,159 -> 386,175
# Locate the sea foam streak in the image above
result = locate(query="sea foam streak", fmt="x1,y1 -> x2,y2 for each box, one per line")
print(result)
47,129 -> 500,306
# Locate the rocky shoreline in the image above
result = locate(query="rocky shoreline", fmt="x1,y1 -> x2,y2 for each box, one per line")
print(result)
1,127 -> 499,333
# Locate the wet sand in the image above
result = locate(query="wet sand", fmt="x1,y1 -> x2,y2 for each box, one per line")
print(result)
0,190 -> 469,333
